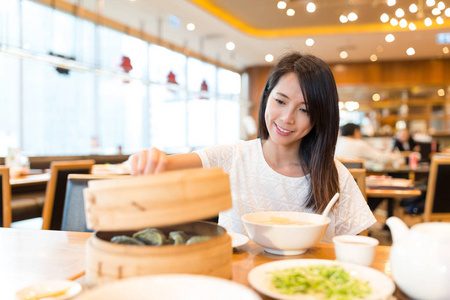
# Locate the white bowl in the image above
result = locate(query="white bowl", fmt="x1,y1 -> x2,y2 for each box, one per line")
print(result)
241,211 -> 331,255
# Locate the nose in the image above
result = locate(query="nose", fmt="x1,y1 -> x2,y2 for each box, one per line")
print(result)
281,108 -> 295,124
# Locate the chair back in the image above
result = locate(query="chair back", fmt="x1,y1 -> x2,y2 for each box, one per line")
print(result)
424,156 -> 450,222
348,168 -> 367,201
41,160 -> 95,230
62,174 -> 128,232
337,158 -> 366,169
0,167 -> 12,227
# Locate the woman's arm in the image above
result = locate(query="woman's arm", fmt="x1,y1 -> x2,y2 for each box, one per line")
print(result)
128,147 -> 202,175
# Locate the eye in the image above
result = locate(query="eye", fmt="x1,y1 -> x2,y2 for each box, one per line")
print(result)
275,98 -> 285,105
299,108 -> 308,113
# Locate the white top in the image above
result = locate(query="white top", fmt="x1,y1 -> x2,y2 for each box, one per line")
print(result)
335,136 -> 400,165
195,139 -> 376,242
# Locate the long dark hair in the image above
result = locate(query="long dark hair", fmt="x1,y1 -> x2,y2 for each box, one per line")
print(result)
257,52 -> 340,213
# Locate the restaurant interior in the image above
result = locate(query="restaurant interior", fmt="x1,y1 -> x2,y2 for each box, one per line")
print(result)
1,0 -> 450,299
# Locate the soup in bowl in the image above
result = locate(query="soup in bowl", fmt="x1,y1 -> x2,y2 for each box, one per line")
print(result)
241,211 -> 331,255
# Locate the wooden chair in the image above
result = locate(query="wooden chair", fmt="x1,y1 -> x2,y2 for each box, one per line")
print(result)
0,167 -> 12,227
347,168 -> 369,236
348,168 -> 367,201
423,156 -> 450,222
337,158 -> 366,169
62,174 -> 128,232
41,160 -> 95,230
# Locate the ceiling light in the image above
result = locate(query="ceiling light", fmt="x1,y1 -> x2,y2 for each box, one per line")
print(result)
305,38 -> 315,46
436,16 -> 444,24
340,15 -> 348,23
370,54 -> 378,62
387,0 -> 396,6
395,8 -> 405,18
390,18 -> 398,26
380,13 -> 389,22
446,8 -> 450,17
432,8 -> 441,15
424,17 -> 432,26
426,0 -> 435,6
277,1 -> 287,9
306,2 -> 316,13
444,46 -> 450,54
409,22 -> 417,30
340,51 -> 348,59
348,12 -> 358,21
377,45 -> 384,52
265,54 -> 274,62
286,8 -> 295,16
409,4 -> 418,13
406,47 -> 415,55
385,34 -> 395,42
437,88 -> 445,96
438,1 -> 446,10
226,42 -> 235,51
186,23 -> 196,31
372,93 -> 381,101
399,19 -> 408,28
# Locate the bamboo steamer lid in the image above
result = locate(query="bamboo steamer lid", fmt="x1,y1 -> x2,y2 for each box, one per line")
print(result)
83,167 -> 232,231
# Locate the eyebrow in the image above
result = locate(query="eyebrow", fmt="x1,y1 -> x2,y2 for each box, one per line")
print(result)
275,92 -> 289,99
275,92 -> 306,105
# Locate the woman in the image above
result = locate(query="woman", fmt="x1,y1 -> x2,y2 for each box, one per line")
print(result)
129,52 -> 376,242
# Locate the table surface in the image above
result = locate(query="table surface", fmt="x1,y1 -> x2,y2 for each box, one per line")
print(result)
366,188 -> 422,199
9,173 -> 51,187
1,228 -> 410,300
0,228 -> 90,300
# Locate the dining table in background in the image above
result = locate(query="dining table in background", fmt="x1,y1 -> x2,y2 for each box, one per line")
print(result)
1,228 -> 411,300
9,172 -> 51,188
367,164 -> 430,182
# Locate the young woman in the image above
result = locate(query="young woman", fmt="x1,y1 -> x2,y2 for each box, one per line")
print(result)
129,52 -> 376,242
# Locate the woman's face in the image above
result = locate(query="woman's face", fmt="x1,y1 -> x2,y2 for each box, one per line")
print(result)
264,72 -> 313,148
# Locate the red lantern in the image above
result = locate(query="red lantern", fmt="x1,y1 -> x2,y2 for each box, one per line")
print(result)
167,71 -> 178,84
201,80 -> 208,92
200,80 -> 209,99
120,56 -> 133,73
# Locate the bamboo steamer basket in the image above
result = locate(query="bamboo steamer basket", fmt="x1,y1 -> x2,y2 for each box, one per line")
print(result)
83,167 -> 233,287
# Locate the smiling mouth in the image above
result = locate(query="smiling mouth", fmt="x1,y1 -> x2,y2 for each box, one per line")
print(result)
275,123 -> 293,133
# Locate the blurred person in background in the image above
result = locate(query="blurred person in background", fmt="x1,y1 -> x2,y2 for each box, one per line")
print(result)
335,123 -> 404,168
392,128 -> 420,152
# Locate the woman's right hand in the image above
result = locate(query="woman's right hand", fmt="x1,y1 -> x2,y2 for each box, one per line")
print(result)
128,147 -> 168,175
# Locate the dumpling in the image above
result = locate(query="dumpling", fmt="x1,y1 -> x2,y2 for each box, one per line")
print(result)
168,231 -> 189,245
186,236 -> 212,245
110,235 -> 145,245
133,228 -> 167,245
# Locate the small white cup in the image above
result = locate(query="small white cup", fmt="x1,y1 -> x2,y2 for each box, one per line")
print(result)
332,235 -> 379,266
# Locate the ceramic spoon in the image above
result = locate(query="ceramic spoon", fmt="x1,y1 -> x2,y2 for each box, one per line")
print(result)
320,192 -> 340,222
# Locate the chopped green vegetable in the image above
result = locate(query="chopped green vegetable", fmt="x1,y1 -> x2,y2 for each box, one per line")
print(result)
269,264 -> 372,300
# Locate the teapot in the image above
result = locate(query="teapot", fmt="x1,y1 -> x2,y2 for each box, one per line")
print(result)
386,217 -> 450,300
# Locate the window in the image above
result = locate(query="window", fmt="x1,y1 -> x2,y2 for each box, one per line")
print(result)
0,1 -> 241,157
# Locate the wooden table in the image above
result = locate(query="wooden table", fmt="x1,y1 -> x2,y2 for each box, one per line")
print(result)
232,240 -> 404,299
10,173 -> 50,187
1,228 -> 409,300
367,165 -> 429,181
367,187 -> 422,220
0,228 -> 90,300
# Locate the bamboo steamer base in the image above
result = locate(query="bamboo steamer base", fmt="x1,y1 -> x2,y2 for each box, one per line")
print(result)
85,221 -> 232,287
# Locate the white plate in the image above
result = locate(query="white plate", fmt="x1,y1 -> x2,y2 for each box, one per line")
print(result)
228,231 -> 250,248
76,274 -> 262,300
248,259 -> 395,300
16,280 -> 82,300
